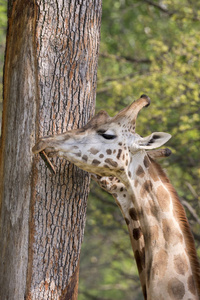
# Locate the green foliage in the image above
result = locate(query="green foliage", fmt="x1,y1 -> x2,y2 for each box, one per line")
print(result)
79,0 -> 200,299
0,0 -> 6,29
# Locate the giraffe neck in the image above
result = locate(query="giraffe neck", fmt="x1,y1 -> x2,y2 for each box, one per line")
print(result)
92,175 -> 147,298
123,151 -> 200,300
108,182 -> 147,298
116,197 -> 147,298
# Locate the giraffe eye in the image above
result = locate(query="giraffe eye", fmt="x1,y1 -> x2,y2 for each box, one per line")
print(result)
101,133 -> 117,140
97,129 -> 117,140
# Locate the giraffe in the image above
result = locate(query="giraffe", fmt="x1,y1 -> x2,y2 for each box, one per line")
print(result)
40,146 -> 171,299
92,148 -> 172,299
41,146 -> 171,299
33,95 -> 200,299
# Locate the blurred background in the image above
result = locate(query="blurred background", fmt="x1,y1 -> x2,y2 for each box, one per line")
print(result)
0,1 -> 199,299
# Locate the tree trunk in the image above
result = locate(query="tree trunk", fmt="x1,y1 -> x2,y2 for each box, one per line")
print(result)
0,1 -> 102,299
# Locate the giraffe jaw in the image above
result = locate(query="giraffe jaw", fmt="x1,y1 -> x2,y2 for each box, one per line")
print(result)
32,133 -> 115,175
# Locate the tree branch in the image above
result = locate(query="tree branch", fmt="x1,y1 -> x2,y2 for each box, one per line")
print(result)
142,0 -> 200,21
100,52 -> 151,64
185,182 -> 199,199
181,198 -> 200,225
141,0 -> 174,15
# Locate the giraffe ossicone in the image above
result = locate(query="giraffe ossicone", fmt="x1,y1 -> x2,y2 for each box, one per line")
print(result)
33,95 -> 200,300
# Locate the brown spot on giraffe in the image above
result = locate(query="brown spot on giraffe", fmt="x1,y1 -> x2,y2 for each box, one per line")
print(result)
148,164 -> 159,181
125,218 -> 130,225
162,218 -> 183,246
152,249 -> 168,280
128,171 -> 132,178
140,180 -> 153,197
133,227 -> 142,240
141,247 -> 145,268
99,154 -> 104,158
103,164 -> 110,169
143,155 -> 150,168
135,250 -> 143,273
105,158 -> 118,167
106,149 -> 112,155
75,152 -> 82,157
145,200 -> 159,219
89,147 -> 99,155
117,149 -> 122,160
187,275 -> 196,295
129,207 -> 138,221
135,247 -> 145,274
100,180 -> 108,187
156,185 -> 171,212
147,256 -> 152,288
82,154 -> 88,162
111,185 -> 117,190
136,165 -> 145,178
168,277 -> 185,299
174,253 -> 188,275
134,180 -> 138,188
92,159 -> 101,166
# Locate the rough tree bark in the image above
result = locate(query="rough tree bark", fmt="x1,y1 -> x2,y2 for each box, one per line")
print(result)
0,1 -> 102,299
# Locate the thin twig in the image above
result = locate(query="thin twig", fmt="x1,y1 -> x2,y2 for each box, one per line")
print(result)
100,52 -> 151,64
181,198 -> 200,225
141,0 -> 174,15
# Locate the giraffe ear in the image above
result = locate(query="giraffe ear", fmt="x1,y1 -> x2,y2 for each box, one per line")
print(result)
137,132 -> 172,150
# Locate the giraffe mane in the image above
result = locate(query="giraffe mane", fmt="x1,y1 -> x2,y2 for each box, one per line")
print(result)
149,156 -> 200,296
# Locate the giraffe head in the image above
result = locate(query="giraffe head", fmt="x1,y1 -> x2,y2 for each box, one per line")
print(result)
32,95 -> 171,177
